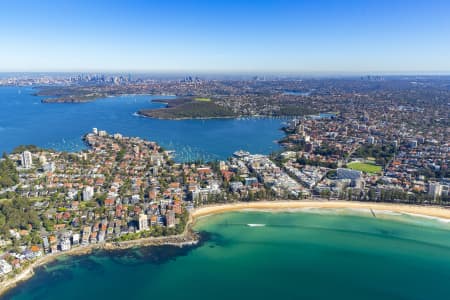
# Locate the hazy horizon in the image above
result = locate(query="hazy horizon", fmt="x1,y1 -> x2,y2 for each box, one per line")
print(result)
1,71 -> 450,77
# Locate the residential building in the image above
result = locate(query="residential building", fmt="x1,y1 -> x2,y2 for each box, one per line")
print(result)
166,210 -> 175,228
60,238 -> 71,251
429,182 -> 442,200
0,259 -> 13,276
138,214 -> 148,231
83,186 -> 94,201
21,151 -> 32,168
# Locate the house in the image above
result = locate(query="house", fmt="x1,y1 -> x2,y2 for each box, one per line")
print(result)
105,198 -> 115,207
230,181 -> 244,192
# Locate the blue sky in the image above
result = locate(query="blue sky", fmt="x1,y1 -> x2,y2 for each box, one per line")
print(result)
1,0 -> 450,73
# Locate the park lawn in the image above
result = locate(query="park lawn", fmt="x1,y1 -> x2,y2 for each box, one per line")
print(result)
347,162 -> 382,174
194,97 -> 211,102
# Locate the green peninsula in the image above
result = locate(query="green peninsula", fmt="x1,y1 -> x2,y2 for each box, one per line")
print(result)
138,98 -> 237,120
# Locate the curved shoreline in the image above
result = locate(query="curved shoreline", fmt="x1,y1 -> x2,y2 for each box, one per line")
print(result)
190,201 -> 450,222
136,110 -> 239,120
3,200 -> 450,298
0,233 -> 198,297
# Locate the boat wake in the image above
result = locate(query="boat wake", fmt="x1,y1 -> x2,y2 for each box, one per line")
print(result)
247,224 -> 266,227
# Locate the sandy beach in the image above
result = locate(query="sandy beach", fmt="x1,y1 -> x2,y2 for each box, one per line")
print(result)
3,200 -> 450,298
191,200 -> 450,223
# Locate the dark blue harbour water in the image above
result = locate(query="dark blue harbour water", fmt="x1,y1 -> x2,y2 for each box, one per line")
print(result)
0,86 -> 284,161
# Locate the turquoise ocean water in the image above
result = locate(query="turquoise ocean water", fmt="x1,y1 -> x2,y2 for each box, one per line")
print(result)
4,210 -> 450,300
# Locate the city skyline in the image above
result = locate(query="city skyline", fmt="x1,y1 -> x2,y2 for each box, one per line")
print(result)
1,0 -> 450,73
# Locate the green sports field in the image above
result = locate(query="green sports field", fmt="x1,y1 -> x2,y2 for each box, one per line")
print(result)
194,97 -> 211,102
347,162 -> 382,173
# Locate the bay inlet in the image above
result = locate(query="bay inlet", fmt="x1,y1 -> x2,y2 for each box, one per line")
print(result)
0,86 -> 284,162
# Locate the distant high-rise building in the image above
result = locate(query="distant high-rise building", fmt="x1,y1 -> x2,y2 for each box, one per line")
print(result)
21,151 -> 33,168
133,145 -> 140,154
138,214 -> 149,231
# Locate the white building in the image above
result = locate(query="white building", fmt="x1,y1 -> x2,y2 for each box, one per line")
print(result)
21,151 -> 33,169
83,186 -> 94,201
133,145 -> 140,154
0,259 -> 13,276
60,238 -> 71,251
429,182 -> 442,200
92,128 -> 98,135
138,214 -> 149,231
98,231 -> 106,242
82,226 -> 91,245
72,233 -> 80,245
43,162 -> 55,173
39,155 -> 47,165
67,189 -> 78,200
